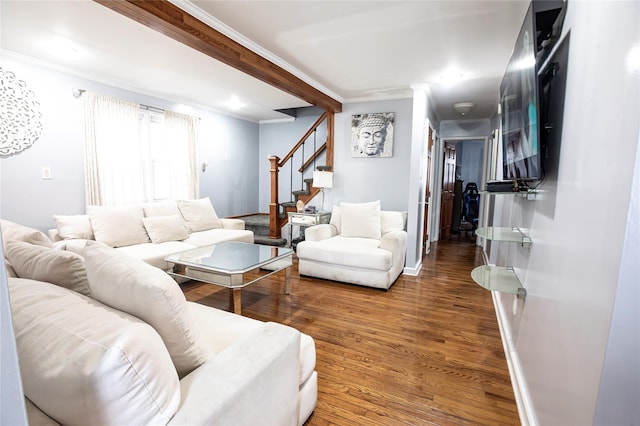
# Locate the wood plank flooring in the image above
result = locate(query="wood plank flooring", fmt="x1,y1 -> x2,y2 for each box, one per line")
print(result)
181,238 -> 520,425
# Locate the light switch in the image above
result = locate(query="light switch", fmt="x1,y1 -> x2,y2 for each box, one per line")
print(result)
41,166 -> 52,180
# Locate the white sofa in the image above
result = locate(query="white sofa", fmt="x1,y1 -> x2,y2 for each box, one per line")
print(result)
48,198 -> 254,272
296,201 -> 408,290
2,222 -> 317,426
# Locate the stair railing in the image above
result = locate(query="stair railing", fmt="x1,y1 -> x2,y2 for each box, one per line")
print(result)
269,110 -> 334,238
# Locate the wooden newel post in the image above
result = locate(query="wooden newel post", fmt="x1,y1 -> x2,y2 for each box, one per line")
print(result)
268,155 -> 281,239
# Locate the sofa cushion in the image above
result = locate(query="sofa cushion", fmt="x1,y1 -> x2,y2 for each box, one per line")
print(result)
177,197 -> 223,232
0,219 -> 52,251
381,211 -> 408,234
296,236 -> 392,271
182,228 -> 254,247
143,200 -> 181,217
142,214 -> 189,243
115,240 -> 195,270
8,278 -> 180,426
5,240 -> 91,296
52,214 -> 94,240
84,244 -> 211,377
340,200 -> 381,239
87,205 -> 150,247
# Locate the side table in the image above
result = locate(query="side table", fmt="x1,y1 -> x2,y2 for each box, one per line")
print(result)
287,211 -> 331,248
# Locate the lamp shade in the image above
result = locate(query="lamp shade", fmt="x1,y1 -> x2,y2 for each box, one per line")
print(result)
313,171 -> 333,189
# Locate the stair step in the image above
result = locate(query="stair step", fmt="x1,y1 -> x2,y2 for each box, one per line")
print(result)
292,190 -> 309,197
316,165 -> 332,172
253,235 -> 287,247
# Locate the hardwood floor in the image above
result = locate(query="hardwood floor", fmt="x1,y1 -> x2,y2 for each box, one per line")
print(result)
181,238 -> 519,425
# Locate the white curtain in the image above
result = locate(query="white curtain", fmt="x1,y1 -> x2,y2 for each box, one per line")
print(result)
83,92 -> 142,206
164,110 -> 199,200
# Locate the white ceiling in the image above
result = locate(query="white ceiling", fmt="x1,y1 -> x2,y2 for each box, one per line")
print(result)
0,0 -> 530,122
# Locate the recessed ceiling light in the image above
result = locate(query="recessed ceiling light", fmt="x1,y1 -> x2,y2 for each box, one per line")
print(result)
226,96 -> 245,110
439,69 -> 464,85
45,37 -> 81,60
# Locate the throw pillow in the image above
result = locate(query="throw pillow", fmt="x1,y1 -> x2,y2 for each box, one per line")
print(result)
380,211 -> 407,234
87,205 -> 150,247
8,278 -> 180,426
142,214 -> 189,243
84,244 -> 211,377
53,214 -> 94,240
0,219 -> 52,252
177,197 -> 223,232
5,240 -> 91,296
143,200 -> 181,217
340,200 -> 382,239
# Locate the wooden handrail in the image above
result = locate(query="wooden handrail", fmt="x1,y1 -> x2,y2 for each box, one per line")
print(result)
278,111 -> 328,167
298,141 -> 327,173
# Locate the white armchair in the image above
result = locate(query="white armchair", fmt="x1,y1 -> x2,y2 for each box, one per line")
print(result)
296,201 -> 407,290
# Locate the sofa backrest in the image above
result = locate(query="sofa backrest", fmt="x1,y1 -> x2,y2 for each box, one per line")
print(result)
329,204 -> 407,238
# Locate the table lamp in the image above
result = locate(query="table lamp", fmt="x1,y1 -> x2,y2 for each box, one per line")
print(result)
312,171 -> 333,212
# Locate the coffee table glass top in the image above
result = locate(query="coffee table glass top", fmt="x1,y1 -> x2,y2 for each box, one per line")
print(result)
165,241 -> 292,274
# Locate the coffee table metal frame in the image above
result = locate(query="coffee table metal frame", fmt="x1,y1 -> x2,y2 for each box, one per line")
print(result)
165,241 -> 293,315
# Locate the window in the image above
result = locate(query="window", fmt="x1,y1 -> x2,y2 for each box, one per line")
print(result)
83,92 -> 199,206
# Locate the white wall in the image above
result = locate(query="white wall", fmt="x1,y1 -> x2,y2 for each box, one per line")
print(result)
490,2 -> 640,424
0,54 -> 260,231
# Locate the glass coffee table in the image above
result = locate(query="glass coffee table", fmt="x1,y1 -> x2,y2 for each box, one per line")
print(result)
165,241 -> 293,315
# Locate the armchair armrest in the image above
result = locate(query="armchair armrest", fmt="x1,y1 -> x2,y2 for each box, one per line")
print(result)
168,322 -> 300,426
379,230 -> 408,255
303,224 -> 338,242
220,218 -> 245,230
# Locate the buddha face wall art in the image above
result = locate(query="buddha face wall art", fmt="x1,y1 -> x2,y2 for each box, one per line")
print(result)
351,112 -> 394,158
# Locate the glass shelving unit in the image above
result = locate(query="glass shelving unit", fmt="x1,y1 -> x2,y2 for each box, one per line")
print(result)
475,226 -> 532,247
471,265 -> 527,299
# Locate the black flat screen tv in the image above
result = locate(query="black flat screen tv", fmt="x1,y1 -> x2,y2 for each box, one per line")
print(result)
500,3 -> 540,181
500,0 -> 566,182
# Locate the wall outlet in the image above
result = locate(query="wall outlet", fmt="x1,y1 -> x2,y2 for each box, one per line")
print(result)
41,166 -> 52,180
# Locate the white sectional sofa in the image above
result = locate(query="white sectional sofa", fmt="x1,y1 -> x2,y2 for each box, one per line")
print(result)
48,198 -> 254,271
2,220 -> 317,425
296,201 -> 408,290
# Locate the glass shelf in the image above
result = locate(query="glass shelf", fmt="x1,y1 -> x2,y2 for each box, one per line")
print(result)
480,189 -> 538,200
475,227 -> 532,246
471,265 -> 527,299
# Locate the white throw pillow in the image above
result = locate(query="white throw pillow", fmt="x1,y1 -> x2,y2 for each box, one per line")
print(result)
52,215 -> 94,240
5,240 -> 91,296
380,211 -> 407,234
340,201 -> 381,239
142,214 -> 189,243
87,205 -> 150,247
143,200 -> 181,217
8,278 -> 180,426
177,197 -> 222,232
84,244 -> 211,377
0,219 -> 52,252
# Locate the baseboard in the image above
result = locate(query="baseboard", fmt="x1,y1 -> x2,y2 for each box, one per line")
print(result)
403,262 -> 422,276
492,292 -> 537,426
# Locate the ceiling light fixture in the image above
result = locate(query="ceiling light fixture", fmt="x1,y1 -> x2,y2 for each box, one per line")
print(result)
439,70 -> 464,85
453,102 -> 475,116
226,95 -> 245,110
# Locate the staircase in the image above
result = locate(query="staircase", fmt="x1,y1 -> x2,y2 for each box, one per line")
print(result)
268,111 -> 334,239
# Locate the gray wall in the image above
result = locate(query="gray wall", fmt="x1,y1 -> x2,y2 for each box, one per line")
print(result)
0,55 -> 259,231
489,2 -> 640,424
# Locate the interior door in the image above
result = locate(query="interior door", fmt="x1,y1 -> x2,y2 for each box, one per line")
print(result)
422,127 -> 433,255
439,142 -> 456,240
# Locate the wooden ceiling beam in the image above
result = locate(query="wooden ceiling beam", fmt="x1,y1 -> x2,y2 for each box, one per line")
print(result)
93,0 -> 342,113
